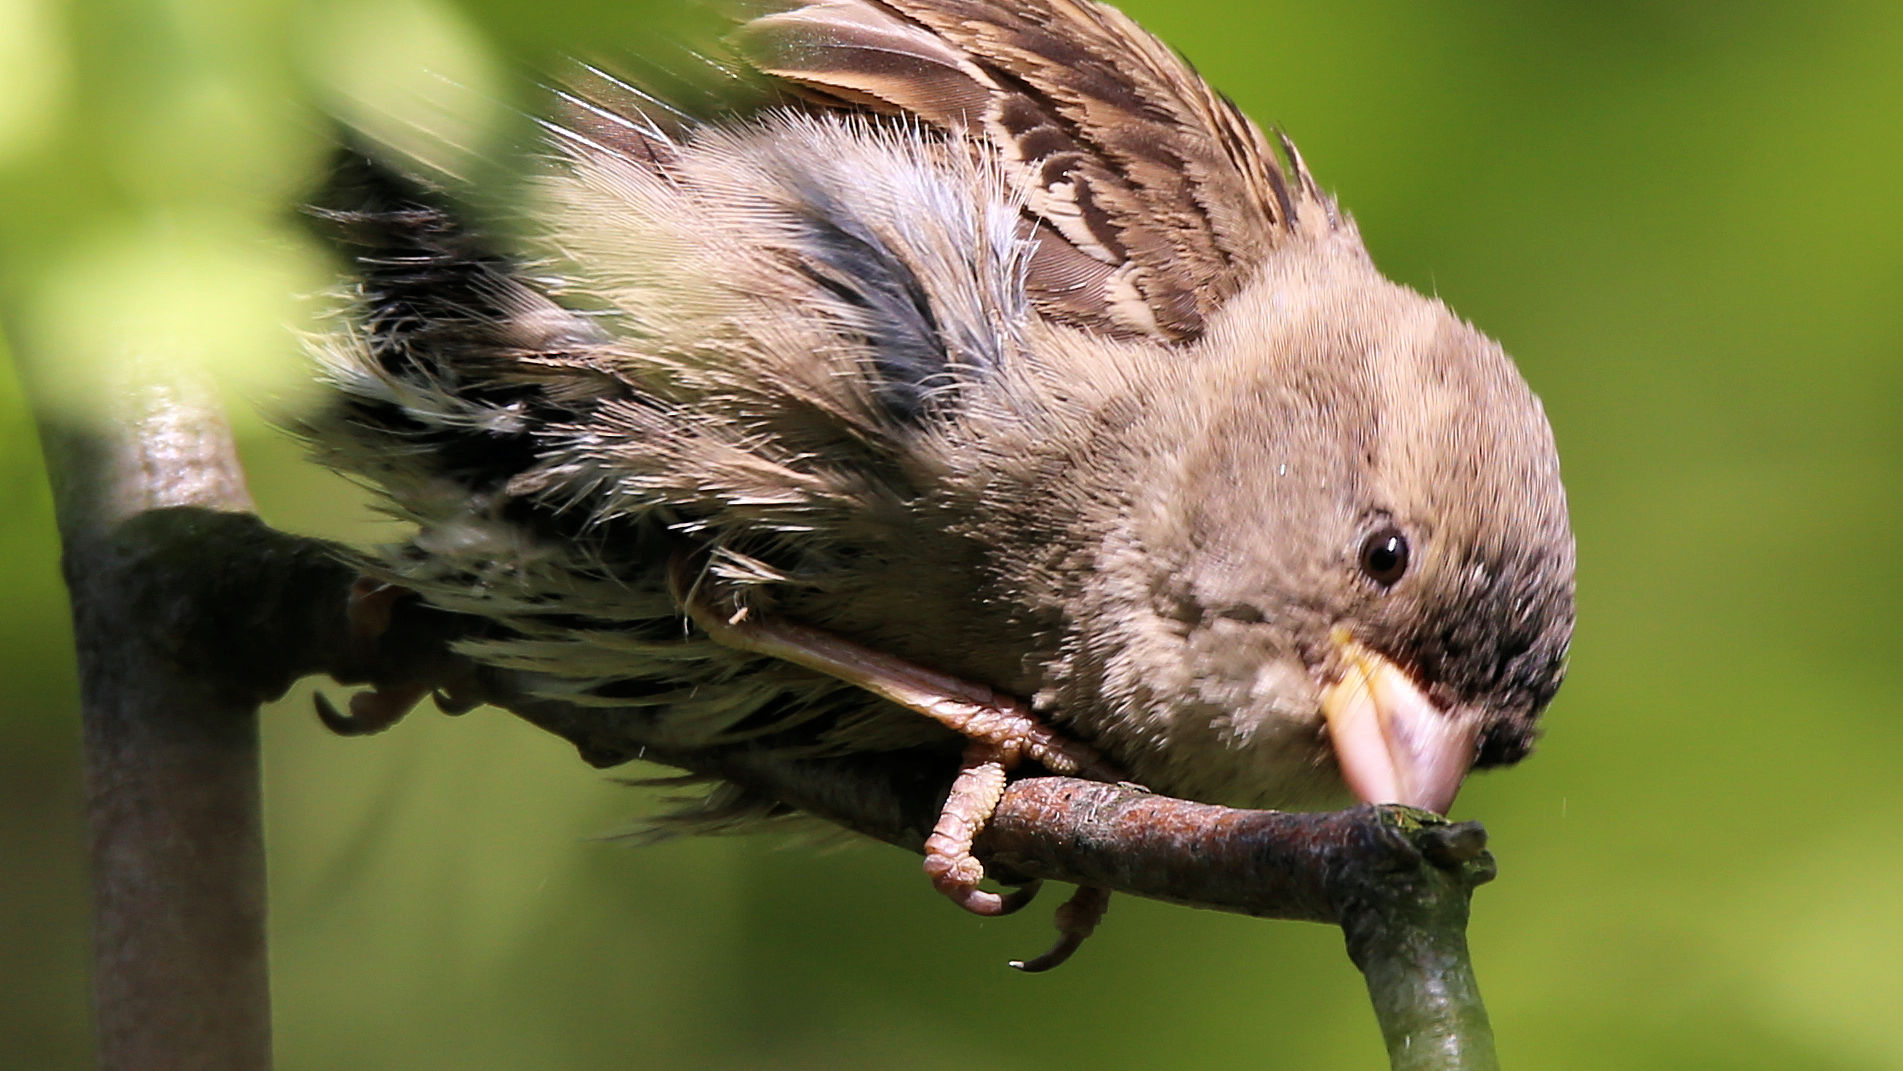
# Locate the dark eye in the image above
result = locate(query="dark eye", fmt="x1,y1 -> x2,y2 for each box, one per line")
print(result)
1358,527 -> 1410,587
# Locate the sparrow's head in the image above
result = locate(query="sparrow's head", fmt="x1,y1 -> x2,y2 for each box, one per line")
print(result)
1064,235 -> 1575,813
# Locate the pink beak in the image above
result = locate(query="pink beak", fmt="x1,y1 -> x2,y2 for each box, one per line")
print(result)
1320,636 -> 1481,815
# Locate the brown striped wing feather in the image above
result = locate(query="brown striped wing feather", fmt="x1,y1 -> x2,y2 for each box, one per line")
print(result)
734,0 -> 1337,342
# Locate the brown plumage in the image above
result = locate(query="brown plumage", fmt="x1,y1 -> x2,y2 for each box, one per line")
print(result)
306,0 -> 1575,966
735,0 -> 1326,341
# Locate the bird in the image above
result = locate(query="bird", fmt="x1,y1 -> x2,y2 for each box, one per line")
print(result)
303,0 -> 1576,969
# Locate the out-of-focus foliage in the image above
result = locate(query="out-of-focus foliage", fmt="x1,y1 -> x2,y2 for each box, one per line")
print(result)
3,1 -> 1900,1068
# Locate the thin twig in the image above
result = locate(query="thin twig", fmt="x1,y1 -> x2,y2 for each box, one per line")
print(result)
509,705 -> 1503,1068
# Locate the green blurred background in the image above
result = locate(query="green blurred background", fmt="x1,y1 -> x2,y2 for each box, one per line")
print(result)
4,0 -> 1901,1067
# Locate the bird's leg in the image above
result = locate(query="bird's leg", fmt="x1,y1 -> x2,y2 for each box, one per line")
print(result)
673,580 -> 1117,781
671,555 -> 1119,959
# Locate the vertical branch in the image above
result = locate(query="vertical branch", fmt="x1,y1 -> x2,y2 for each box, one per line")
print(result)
1338,823 -> 1499,1070
20,350 -> 272,1071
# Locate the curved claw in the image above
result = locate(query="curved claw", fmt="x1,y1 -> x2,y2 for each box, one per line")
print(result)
995,879 -> 1043,916
313,683 -> 428,737
312,691 -> 357,734
925,851 -> 1044,917
1010,932 -> 1085,973
1009,885 -> 1111,973
944,879 -> 1041,918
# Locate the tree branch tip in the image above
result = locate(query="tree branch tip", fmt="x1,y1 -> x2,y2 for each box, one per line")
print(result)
1412,819 -> 1496,889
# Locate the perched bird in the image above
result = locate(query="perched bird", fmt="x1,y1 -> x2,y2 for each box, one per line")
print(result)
306,0 -> 1575,967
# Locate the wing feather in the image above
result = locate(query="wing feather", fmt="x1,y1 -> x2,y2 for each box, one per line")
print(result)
735,0 -> 1339,342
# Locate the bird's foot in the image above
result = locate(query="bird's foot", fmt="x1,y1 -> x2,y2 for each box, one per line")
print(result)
1011,884 -> 1112,973
671,554 -> 1120,967
315,577 -> 482,735
922,741 -> 1043,916
917,741 -> 1113,971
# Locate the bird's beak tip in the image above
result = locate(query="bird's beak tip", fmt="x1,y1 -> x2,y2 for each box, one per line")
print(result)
1320,641 -> 1480,815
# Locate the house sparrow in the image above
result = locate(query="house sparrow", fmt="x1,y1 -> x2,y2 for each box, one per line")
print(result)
306,0 -> 1575,968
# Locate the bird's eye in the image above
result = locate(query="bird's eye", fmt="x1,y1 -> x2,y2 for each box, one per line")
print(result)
1358,527 -> 1410,587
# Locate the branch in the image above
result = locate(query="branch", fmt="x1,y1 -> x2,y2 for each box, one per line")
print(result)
515,693 -> 1501,1068
15,357 -> 273,1071
68,505 -> 1502,1069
